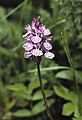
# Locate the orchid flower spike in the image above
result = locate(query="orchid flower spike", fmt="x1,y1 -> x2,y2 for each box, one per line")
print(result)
22,16 -> 55,63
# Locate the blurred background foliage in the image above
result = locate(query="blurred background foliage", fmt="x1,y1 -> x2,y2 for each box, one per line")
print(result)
0,0 -> 82,120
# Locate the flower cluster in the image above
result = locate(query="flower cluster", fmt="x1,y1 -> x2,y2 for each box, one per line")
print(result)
22,16 -> 54,61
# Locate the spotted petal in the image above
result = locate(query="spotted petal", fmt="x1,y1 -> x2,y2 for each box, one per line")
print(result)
25,25 -> 31,32
22,43 -> 33,51
22,33 -> 29,39
31,49 -> 43,56
31,35 -> 42,43
24,51 -> 32,59
44,52 -> 55,59
44,29 -> 51,35
32,18 -> 36,29
43,42 -> 52,50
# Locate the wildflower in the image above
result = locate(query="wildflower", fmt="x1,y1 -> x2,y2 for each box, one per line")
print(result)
22,16 -> 54,62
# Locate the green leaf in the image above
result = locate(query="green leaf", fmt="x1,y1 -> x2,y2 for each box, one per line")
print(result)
32,90 -> 53,100
53,85 -> 77,102
13,99 -> 54,117
7,83 -> 53,101
73,115 -> 82,120
28,79 -> 47,91
7,84 -> 32,100
55,70 -> 74,80
32,99 -> 54,115
16,92 -> 32,101
16,99 -> 28,107
55,70 -> 82,83
7,84 -> 27,93
27,66 -> 70,73
62,102 -> 75,116
13,109 -> 32,117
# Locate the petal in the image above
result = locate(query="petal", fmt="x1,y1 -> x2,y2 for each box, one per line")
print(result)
44,52 -> 55,59
32,18 -> 36,29
22,43 -> 33,51
44,29 -> 51,35
25,36 -> 32,42
24,51 -> 32,59
25,25 -> 31,32
22,33 -> 29,39
40,25 -> 46,32
38,16 -> 40,22
31,49 -> 43,56
43,42 -> 52,50
46,36 -> 53,41
31,35 -> 42,43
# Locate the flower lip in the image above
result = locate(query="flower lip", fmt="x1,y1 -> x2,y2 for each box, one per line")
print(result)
31,49 -> 43,56
43,29 -> 51,36
43,42 -> 52,50
44,52 -> 55,59
22,43 -> 33,51
31,35 -> 42,43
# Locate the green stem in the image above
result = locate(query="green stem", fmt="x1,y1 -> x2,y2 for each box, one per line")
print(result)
37,63 -> 54,120
62,33 -> 80,114
63,44 -> 79,93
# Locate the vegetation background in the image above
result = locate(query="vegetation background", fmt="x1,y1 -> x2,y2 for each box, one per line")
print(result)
0,0 -> 82,120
